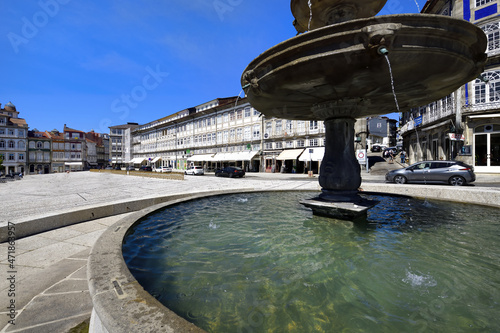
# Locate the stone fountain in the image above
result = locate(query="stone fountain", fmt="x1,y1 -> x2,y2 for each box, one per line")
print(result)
241,0 -> 487,219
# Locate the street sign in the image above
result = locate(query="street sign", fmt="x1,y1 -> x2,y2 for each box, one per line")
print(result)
356,149 -> 367,164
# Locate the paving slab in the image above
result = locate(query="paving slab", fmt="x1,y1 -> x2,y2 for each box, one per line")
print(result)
0,169 -> 498,333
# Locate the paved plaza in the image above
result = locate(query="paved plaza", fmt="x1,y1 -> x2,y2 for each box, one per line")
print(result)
0,169 -> 499,332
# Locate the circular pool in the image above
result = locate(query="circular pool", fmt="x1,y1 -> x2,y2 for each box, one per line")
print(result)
122,192 -> 500,332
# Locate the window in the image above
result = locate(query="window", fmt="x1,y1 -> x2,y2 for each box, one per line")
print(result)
309,139 -> 319,146
285,120 -> 293,134
286,141 -> 294,148
275,120 -> 282,135
253,109 -> 260,116
8,153 -> 15,161
36,142 -> 43,149
230,129 -> 235,141
230,111 -> 235,121
8,141 -> 15,148
8,129 -> 14,136
482,22 -> 500,54
237,128 -> 243,139
476,0 -> 493,7
223,131 -> 229,143
44,142 -> 50,149
253,125 -> 260,139
474,70 -> 500,104
0,140 -> 5,148
18,141 -> 25,149
236,109 -> 243,119
0,118 -> 5,124
297,140 -> 305,147
310,121 -> 318,131
18,130 -> 24,137
207,117 -> 211,126
244,127 -> 251,141
244,107 -> 251,117
223,113 -> 229,123
275,142 -> 282,149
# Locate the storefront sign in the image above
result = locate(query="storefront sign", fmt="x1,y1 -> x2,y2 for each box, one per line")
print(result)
448,133 -> 465,141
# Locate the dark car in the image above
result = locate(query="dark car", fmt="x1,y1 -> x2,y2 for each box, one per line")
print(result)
371,145 -> 382,152
215,166 -> 245,178
385,160 -> 475,186
139,166 -> 152,172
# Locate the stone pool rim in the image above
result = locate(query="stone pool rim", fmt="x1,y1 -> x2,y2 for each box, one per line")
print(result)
87,186 -> 500,333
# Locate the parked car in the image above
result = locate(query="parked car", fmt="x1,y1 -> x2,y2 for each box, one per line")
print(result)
371,145 -> 382,152
185,166 -> 204,175
385,160 -> 475,186
125,166 -> 135,171
139,166 -> 152,172
154,166 -> 172,173
215,166 -> 245,178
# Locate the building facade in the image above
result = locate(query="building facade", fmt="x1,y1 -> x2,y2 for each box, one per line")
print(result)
109,123 -> 139,168
27,130 -> 52,174
129,97 -> 361,174
0,102 -> 27,175
366,117 -> 398,149
400,0 -> 500,172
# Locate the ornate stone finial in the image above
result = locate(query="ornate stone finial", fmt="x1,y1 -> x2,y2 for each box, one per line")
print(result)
291,0 -> 387,33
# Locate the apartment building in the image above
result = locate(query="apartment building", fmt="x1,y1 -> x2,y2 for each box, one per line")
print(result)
0,102 -> 28,175
109,123 -> 139,168
27,130 -> 52,174
400,0 -> 500,172
130,97 -> 334,173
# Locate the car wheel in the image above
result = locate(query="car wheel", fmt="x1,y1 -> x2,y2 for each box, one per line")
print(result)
184,171 -> 187,175
449,176 -> 465,186
394,175 -> 407,184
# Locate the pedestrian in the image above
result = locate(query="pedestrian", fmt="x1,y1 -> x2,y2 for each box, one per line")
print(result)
400,150 -> 406,164
389,150 -> 395,163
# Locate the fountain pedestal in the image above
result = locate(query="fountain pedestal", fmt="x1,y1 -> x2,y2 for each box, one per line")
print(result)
241,2 -> 486,221
300,102 -> 377,219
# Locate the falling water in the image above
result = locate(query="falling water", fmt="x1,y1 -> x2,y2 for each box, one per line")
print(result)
383,54 -> 400,113
413,0 -> 420,12
234,89 -> 244,109
308,0 -> 313,31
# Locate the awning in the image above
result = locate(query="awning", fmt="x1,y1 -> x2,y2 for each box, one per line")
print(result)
299,147 -> 325,162
129,158 -> 146,164
214,151 -> 259,161
188,154 -> 216,162
237,150 -> 259,161
276,148 -> 305,160
151,157 -> 161,163
65,162 -> 83,166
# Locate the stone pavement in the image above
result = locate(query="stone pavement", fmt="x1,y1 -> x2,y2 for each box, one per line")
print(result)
0,169 -> 499,333
0,171 -> 321,333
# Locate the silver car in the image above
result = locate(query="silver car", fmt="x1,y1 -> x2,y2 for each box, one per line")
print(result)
185,166 -> 204,175
385,160 -> 475,186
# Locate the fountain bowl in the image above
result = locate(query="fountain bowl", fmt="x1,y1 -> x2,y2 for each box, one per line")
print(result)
241,14 -> 487,120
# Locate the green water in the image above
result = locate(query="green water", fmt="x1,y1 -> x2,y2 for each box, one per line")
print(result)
123,192 -> 500,332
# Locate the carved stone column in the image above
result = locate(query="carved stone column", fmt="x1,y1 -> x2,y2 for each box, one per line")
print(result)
319,117 -> 361,201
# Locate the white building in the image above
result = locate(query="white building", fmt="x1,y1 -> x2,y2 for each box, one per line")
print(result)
400,0 -> 500,173
0,102 -> 28,175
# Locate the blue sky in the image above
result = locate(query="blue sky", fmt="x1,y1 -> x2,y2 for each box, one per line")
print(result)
1,0 -> 423,133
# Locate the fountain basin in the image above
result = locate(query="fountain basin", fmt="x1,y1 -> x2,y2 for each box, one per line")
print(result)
241,14 -> 487,120
87,187 -> 500,332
